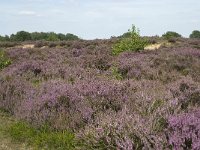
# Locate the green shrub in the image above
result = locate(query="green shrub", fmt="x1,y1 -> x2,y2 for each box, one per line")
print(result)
112,25 -> 148,55
0,50 -> 12,70
65,33 -> 79,41
190,30 -> 200,38
153,117 -> 168,132
111,67 -> 123,80
162,31 -> 182,40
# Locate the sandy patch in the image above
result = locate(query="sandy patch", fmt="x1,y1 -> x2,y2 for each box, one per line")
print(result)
144,43 -> 162,50
22,44 -> 35,49
41,46 -> 47,49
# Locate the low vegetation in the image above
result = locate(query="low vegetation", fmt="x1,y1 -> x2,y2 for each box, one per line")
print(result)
0,26 -> 200,149
8,121 -> 76,150
0,110 -> 32,150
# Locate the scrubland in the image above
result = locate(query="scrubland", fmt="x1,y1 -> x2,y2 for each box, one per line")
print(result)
0,35 -> 200,149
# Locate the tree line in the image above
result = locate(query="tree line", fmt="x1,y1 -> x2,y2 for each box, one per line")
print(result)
120,30 -> 200,39
0,30 -> 200,42
0,31 -> 79,42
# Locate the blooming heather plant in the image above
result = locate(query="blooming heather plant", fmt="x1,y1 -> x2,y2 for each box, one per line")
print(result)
167,111 -> 200,150
16,78 -> 130,130
0,38 -> 200,149
0,76 -> 33,114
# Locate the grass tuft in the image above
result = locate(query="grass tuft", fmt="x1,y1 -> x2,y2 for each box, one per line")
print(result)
7,122 -> 76,150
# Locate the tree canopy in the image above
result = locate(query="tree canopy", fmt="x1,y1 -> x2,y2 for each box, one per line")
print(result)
0,31 -> 79,42
190,30 -> 200,38
162,31 -> 182,39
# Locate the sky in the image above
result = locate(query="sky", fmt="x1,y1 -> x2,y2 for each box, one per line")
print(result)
0,0 -> 200,39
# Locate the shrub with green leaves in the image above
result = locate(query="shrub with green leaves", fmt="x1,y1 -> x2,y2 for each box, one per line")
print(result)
162,31 -> 182,40
0,50 -> 12,70
111,67 -> 123,80
190,30 -> 200,39
112,25 -> 148,55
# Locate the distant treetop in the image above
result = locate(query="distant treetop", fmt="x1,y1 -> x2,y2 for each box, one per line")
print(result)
162,31 -> 182,39
190,30 -> 200,39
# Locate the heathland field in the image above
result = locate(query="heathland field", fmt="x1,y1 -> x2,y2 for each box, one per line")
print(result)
0,31 -> 200,149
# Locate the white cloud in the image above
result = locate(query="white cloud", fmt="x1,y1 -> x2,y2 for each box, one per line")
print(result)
51,9 -> 65,14
18,11 -> 36,15
84,11 -> 103,18
18,11 -> 43,17
190,20 -> 200,23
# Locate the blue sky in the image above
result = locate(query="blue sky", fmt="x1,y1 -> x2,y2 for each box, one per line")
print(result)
0,0 -> 200,39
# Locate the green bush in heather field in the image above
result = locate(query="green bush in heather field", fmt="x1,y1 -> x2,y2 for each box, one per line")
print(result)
112,25 -> 148,55
0,49 -> 11,70
162,31 -> 182,40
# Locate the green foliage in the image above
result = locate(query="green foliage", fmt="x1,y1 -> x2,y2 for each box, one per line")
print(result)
0,35 -> 10,41
65,33 -> 79,40
57,33 -> 66,41
119,31 -> 131,38
0,32 -> 79,42
31,32 -> 49,40
8,122 -> 76,150
149,99 -> 164,114
12,31 -> 32,41
162,31 -> 182,40
153,117 -> 168,132
111,67 -> 123,80
112,25 -> 148,55
130,134 -> 144,149
8,122 -> 37,142
190,30 -> 200,38
0,50 -> 12,70
47,32 -> 60,41
0,35 -> 5,41
31,79 -> 41,87
181,91 -> 200,110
